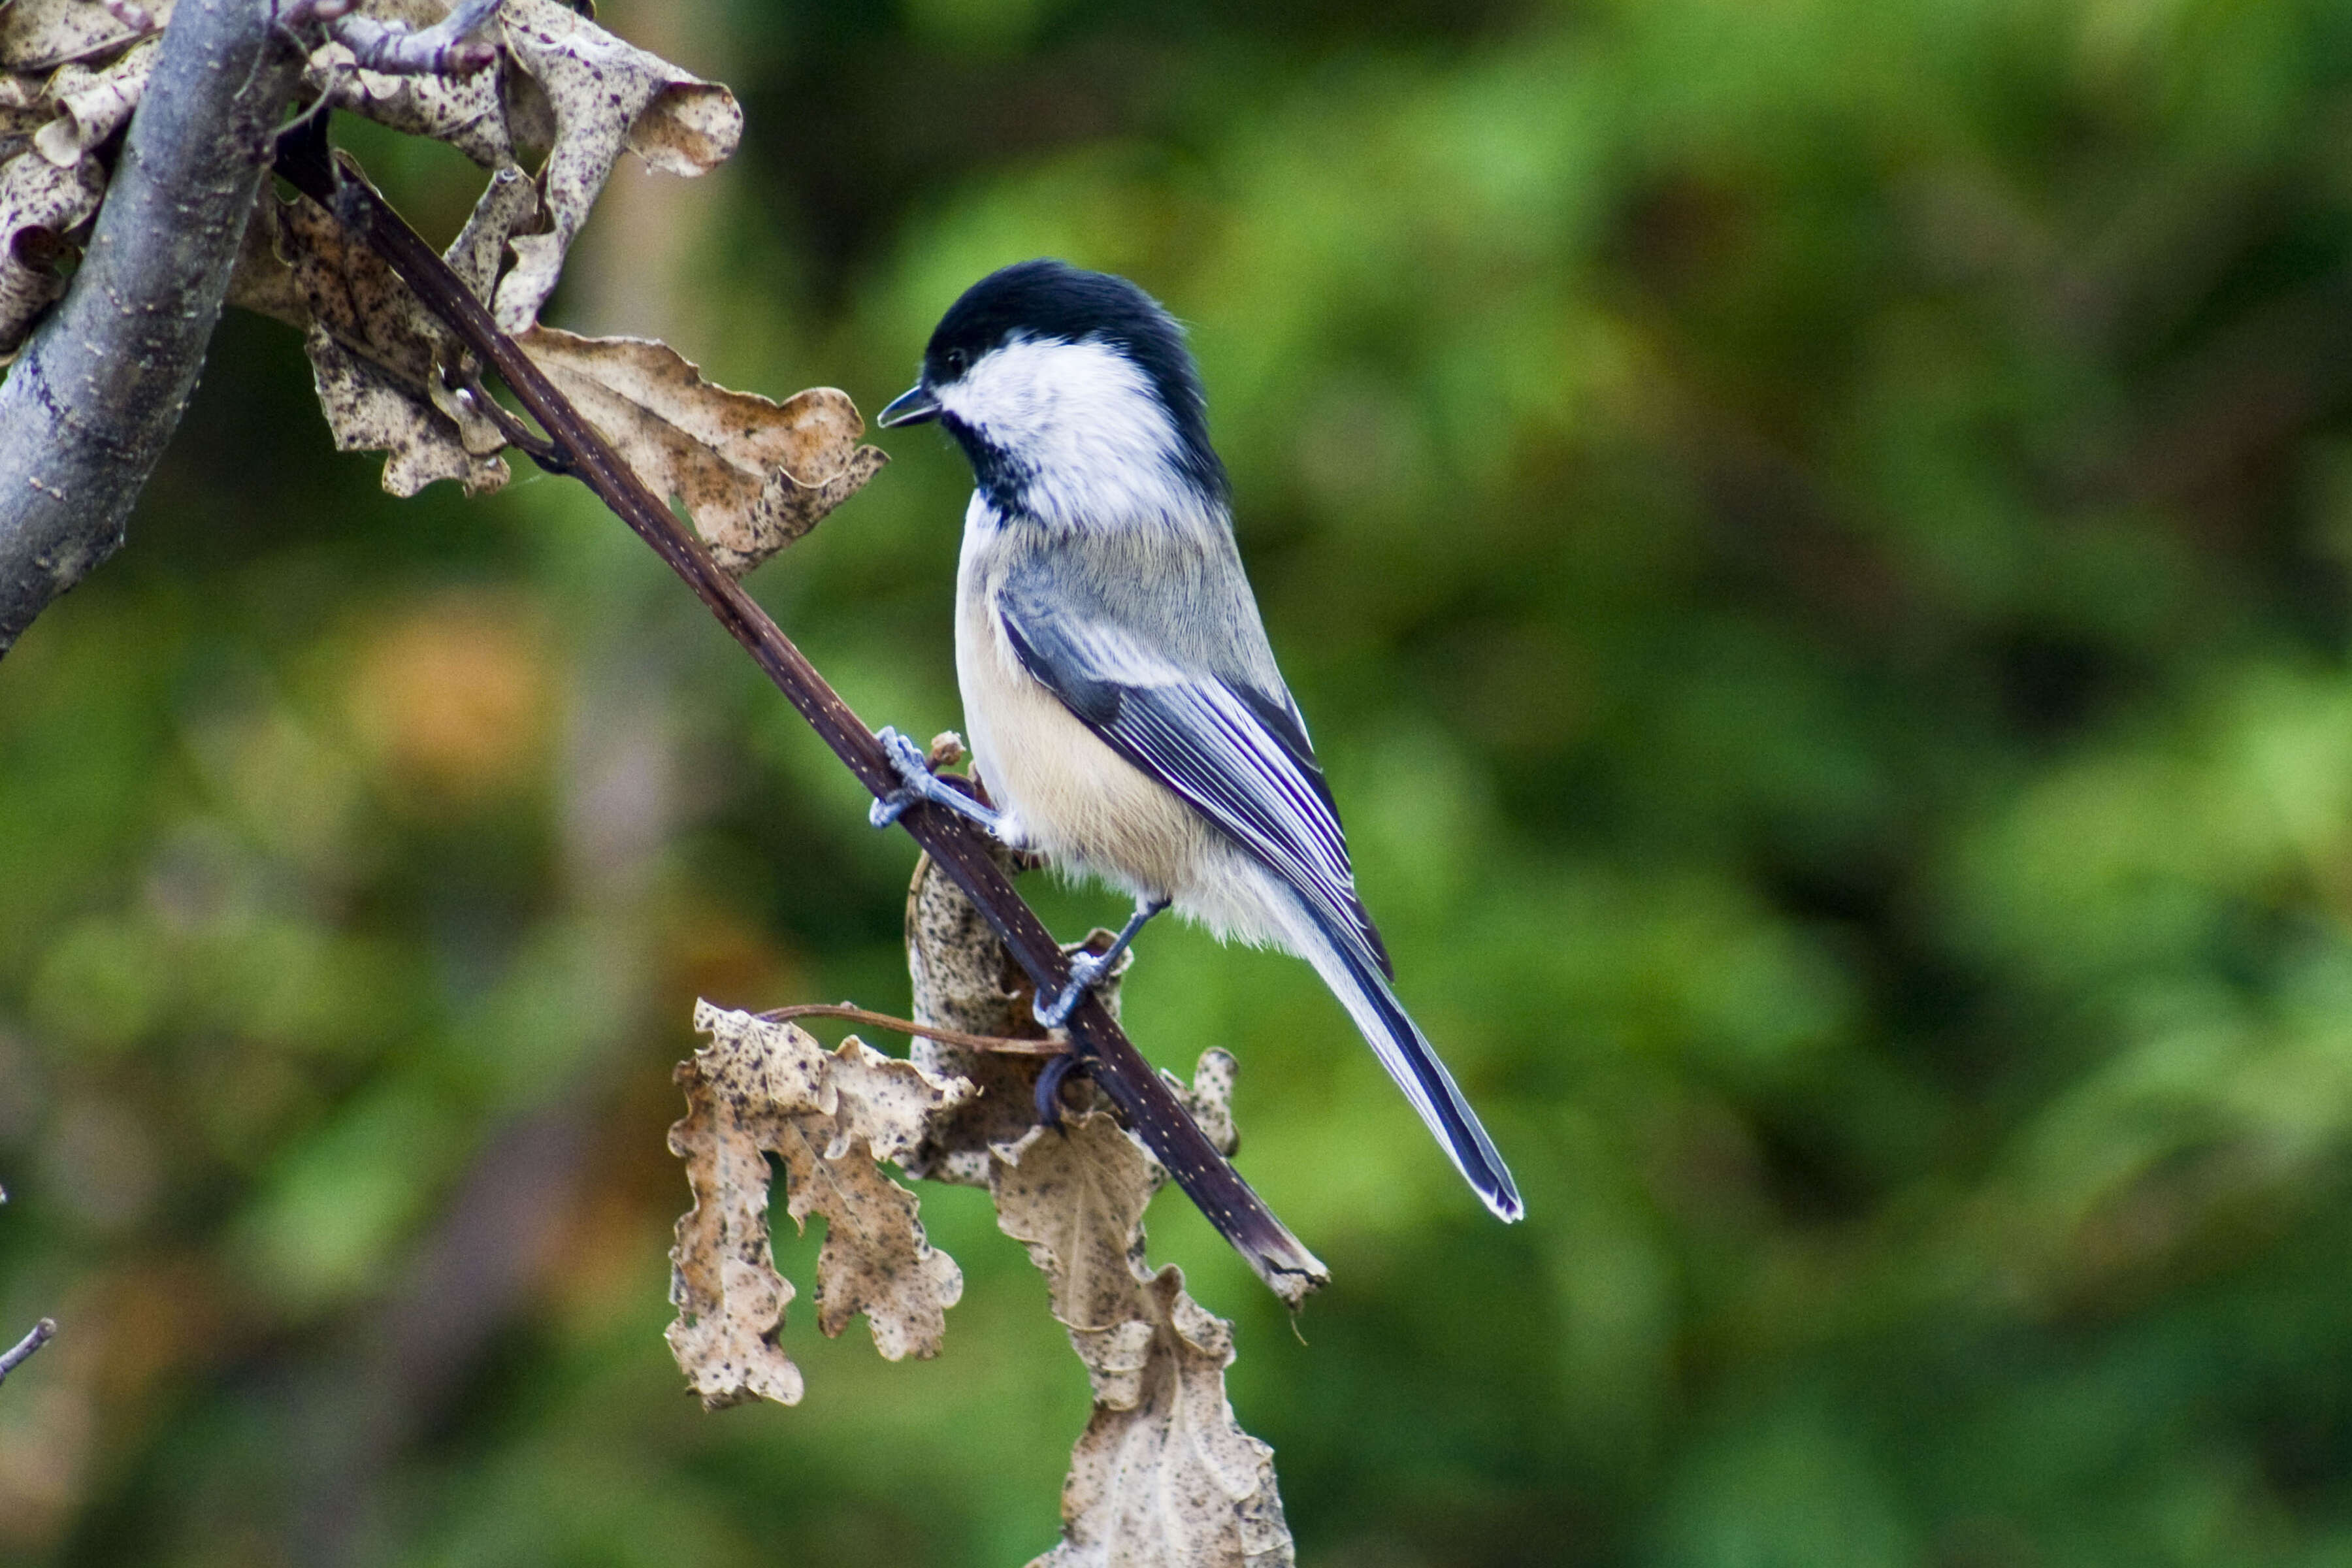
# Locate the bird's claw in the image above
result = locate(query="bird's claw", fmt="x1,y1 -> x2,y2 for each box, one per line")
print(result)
867,727 -> 935,828
1034,1046 -> 1086,1129
1033,949 -> 1112,1030
869,726 -> 1003,833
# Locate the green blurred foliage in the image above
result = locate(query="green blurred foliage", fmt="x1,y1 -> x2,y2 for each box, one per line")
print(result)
12,0 -> 2352,1561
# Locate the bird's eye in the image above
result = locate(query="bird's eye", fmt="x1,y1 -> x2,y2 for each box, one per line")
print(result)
941,348 -> 968,378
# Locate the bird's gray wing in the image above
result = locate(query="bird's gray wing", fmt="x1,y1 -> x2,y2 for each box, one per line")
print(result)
996,565 -> 1392,976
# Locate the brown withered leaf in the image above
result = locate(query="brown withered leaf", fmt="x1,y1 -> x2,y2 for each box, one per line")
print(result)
30,32 -> 150,165
490,0 -> 740,330
902,843 -> 1053,1186
307,47 -> 514,171
992,1090 -> 1293,1568
1038,1268 -> 1293,1568
517,327 -> 887,574
900,843 -> 1151,1185
279,193 -> 508,496
0,74 -> 46,140
666,1003 -> 970,1409
0,0 -> 167,73
994,1112 -> 1160,1403
0,144 -> 100,355
666,1010 -> 813,1411
224,197 -> 306,328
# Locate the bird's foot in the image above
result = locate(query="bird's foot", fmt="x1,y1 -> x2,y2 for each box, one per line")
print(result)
868,727 -> 1001,833
1031,896 -> 1168,1030
1033,948 -> 1114,1030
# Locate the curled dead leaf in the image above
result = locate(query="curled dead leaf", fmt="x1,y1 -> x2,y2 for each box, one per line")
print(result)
0,144 -> 99,353
517,327 -> 886,573
0,74 -> 44,141
306,43 -> 515,169
666,1002 -> 971,1409
30,32 -> 150,165
0,0 -> 167,73
278,191 -> 509,495
992,1084 -> 1292,1568
901,847 -> 1148,1184
901,846 -> 1051,1185
1036,1267 -> 1293,1568
490,0 -> 740,330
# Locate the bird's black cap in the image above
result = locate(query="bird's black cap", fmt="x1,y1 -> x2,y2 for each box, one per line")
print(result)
895,259 -> 1228,506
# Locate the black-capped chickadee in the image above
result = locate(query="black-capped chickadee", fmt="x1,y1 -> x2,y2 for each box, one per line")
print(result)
869,259 -> 1521,1222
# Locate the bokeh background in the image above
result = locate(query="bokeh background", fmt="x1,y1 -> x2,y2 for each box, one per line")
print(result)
12,0 -> 2352,1561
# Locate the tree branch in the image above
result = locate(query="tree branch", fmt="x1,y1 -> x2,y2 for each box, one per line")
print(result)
0,1318 -> 55,1388
322,0 -> 501,77
270,127 -> 1329,1302
0,0 -> 310,656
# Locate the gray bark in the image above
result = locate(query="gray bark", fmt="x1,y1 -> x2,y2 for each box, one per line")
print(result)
0,0 -> 306,656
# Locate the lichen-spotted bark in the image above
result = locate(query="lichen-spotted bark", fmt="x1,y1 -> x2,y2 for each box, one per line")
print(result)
0,0 -> 302,653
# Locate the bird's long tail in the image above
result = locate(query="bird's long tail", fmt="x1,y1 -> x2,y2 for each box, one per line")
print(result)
1282,897 -> 1524,1222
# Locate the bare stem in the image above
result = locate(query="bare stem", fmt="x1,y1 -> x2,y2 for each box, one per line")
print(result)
756,1002 -> 1068,1056
324,0 -> 502,76
269,126 -> 1326,1301
0,1319 -> 54,1388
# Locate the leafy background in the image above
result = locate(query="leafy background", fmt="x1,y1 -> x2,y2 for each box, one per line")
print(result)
10,0 -> 2352,1561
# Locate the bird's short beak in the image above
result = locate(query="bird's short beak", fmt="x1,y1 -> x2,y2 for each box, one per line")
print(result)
877,384 -> 941,429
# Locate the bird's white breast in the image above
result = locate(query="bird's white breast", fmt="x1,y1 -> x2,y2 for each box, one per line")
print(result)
954,496 -> 1217,907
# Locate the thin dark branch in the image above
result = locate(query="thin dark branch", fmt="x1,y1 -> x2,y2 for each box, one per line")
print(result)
271,127 -> 1327,1301
757,1002 -> 1067,1055
323,0 -> 501,77
0,1319 -> 54,1387
0,0 -> 311,655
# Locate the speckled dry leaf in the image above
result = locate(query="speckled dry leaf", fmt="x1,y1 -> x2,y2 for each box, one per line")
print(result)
666,1004 -> 826,1411
902,847 -> 1053,1186
490,0 -> 740,329
902,847 -> 1145,1184
666,1003 -> 969,1408
224,197 -> 304,328
30,32 -> 150,165
0,144 -> 100,353
0,73 -> 48,139
517,327 -> 886,573
0,0 -> 167,73
308,49 -> 514,170
1033,1267 -> 1292,1568
278,193 -> 508,495
445,163 -> 536,301
994,1112 -> 1161,1404
994,1098 -> 1292,1567
785,1117 -> 964,1360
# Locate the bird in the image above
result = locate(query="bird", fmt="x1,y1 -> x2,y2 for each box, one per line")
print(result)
866,258 -> 1522,1222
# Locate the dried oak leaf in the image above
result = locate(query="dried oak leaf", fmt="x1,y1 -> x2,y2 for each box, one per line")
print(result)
491,0 -> 740,330
30,31 -> 149,165
0,0 -> 166,73
994,1111 -> 1159,1403
306,41 -> 515,170
0,71 -> 50,140
224,192 -> 305,328
901,845 -> 1151,1184
993,1100 -> 1292,1568
1039,1267 -> 1293,1568
902,844 -> 1053,1186
517,327 -> 887,574
276,172 -> 531,495
0,143 -> 99,354
667,1002 -> 970,1409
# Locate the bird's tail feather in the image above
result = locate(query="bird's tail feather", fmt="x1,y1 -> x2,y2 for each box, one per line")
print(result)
1286,900 -> 1523,1222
